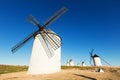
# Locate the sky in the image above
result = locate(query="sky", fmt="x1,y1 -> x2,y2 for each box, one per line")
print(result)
0,0 -> 120,66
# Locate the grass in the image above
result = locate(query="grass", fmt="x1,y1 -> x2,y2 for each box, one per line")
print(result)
61,66 -> 120,71
0,64 -> 28,74
61,66 -> 97,70
61,66 -> 120,77
0,64 -> 120,75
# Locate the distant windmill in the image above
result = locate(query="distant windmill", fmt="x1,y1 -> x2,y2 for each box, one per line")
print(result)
89,49 -> 102,66
66,59 -> 74,66
69,59 -> 74,66
66,61 -> 69,66
11,7 -> 68,74
81,61 -> 86,66
89,49 -> 110,66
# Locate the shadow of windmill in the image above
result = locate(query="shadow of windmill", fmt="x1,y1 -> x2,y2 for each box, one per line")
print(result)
74,74 -> 97,80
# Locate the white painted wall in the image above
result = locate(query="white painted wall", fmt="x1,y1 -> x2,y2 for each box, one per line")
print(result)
28,34 -> 61,74
93,57 -> 102,66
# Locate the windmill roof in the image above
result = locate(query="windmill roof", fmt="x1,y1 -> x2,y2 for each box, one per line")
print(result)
93,54 -> 99,57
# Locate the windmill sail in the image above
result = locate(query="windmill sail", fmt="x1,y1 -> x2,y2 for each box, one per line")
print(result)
89,49 -> 94,65
43,7 -> 68,28
37,33 -> 54,58
42,29 -> 62,50
11,7 -> 67,54
11,30 -> 39,53
27,15 -> 40,26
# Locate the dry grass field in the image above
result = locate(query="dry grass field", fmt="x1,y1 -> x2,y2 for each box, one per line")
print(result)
0,65 -> 120,80
0,64 -> 28,74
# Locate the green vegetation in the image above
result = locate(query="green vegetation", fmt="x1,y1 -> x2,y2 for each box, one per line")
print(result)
0,64 -> 28,74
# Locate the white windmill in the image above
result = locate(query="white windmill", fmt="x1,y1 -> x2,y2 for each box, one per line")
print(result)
66,61 -> 69,66
66,59 -> 74,66
69,59 -> 74,66
81,61 -> 86,66
89,49 -> 110,67
11,7 -> 68,74
89,49 -> 102,66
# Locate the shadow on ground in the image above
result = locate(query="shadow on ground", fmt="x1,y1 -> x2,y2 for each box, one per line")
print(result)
74,74 -> 97,80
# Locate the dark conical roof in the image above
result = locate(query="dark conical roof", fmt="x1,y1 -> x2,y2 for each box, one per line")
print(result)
93,54 -> 99,57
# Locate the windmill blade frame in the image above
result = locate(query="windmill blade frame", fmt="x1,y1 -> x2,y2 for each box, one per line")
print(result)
89,49 -> 94,65
37,33 -> 54,58
43,7 -> 68,28
11,7 -> 67,54
11,30 -> 39,53
90,53 -> 92,65
42,29 -> 62,50
27,15 -> 39,26
27,15 -> 42,29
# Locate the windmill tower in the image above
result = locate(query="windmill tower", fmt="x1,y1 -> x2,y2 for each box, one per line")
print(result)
66,61 -> 69,66
69,59 -> 74,66
89,49 -> 102,66
81,61 -> 86,66
11,7 -> 67,74
66,59 -> 74,66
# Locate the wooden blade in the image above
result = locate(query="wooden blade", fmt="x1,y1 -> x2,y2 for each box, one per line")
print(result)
27,15 -> 39,25
43,7 -> 68,28
11,30 -> 39,53
89,49 -> 94,65
27,15 -> 42,29
90,53 -> 92,65
42,29 -> 62,50
37,33 -> 54,58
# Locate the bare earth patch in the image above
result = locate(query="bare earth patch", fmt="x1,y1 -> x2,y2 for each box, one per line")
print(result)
0,69 -> 120,80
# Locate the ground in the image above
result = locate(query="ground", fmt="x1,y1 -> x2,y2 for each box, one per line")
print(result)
0,69 -> 120,80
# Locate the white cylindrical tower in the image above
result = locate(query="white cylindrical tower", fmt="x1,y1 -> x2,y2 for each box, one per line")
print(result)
81,61 -> 86,66
66,61 -> 69,66
93,54 -> 102,66
69,59 -> 74,66
28,34 -> 61,74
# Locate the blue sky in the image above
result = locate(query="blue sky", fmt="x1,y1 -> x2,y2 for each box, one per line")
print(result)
0,0 -> 120,66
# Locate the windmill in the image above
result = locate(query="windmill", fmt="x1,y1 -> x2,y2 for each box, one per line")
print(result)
11,7 -> 68,74
89,49 -> 110,66
69,59 -> 74,66
81,61 -> 86,66
89,49 -> 102,66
